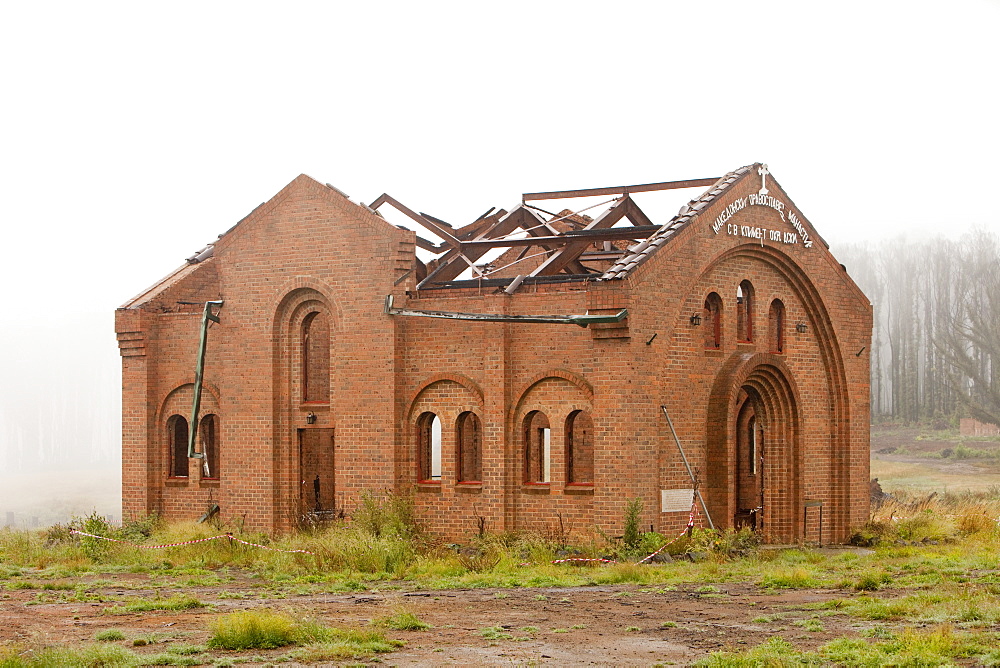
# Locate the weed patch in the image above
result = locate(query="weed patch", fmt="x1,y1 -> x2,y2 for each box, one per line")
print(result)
373,610 -> 430,631
106,594 -> 205,615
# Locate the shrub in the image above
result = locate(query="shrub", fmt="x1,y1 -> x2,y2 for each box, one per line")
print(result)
457,548 -> 501,573
352,490 -> 417,539
622,498 -> 643,550
76,511 -> 116,562
956,510 -> 996,536
95,628 -> 127,642
849,519 -> 896,546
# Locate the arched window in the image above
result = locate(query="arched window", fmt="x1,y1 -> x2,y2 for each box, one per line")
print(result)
302,311 -> 330,403
416,412 -> 441,482
200,414 -> 219,480
737,280 -> 755,342
167,414 -> 189,478
566,410 -> 594,484
703,292 -> 722,349
523,411 -> 551,484
457,411 -> 482,483
768,299 -> 785,353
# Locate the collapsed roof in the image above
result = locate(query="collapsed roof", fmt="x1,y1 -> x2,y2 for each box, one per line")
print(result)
369,166 -> 753,289
146,165 -> 774,308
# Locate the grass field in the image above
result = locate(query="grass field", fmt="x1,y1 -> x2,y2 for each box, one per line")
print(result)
871,424 -> 1000,493
0,426 -> 998,664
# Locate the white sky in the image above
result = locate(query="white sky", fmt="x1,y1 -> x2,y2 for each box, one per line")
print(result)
0,1 -> 998,504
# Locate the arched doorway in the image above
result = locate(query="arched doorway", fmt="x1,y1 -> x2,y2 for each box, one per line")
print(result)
734,391 -> 763,531
706,354 -> 801,543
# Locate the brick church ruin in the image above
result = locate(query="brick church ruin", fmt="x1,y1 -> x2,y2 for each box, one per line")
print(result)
116,164 -> 872,544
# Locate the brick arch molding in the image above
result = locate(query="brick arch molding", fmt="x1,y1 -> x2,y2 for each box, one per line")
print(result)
156,382 -> 221,425
704,352 -> 802,542
407,374 -> 485,416
269,277 -> 343,334
511,369 -> 594,419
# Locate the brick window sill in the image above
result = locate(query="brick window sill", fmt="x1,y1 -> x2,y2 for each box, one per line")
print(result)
456,482 -> 482,493
416,481 -> 442,493
564,484 -> 595,495
704,348 -> 724,357
200,479 -> 221,488
521,483 -> 551,494
165,478 -> 189,487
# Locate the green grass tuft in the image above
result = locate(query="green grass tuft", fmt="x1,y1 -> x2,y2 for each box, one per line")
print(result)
283,628 -> 403,661
0,643 -> 140,667
105,594 -> 205,615
207,610 -> 300,650
373,610 -> 430,631
94,628 -> 127,642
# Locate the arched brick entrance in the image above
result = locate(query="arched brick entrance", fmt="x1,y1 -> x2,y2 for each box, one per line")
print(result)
706,354 -> 802,543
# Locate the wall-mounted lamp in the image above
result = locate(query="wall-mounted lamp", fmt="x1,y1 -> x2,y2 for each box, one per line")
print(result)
795,322 -> 807,334
690,313 -> 702,326
306,412 -> 317,424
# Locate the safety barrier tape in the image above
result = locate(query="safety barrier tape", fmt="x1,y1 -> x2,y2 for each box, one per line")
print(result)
69,530 -> 227,549
635,502 -> 698,564
69,530 -> 314,555
71,503 -> 702,565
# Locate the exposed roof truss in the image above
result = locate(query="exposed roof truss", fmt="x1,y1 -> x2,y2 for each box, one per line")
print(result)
369,175 -> 721,290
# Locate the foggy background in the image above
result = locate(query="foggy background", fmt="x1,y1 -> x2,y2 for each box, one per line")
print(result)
0,0 -> 997,527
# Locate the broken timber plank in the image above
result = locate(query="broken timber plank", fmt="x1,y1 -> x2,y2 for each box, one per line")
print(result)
384,295 -> 626,328
522,177 -> 720,201
370,193 -> 460,247
458,225 -> 662,249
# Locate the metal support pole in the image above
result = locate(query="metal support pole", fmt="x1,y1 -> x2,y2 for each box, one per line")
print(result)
660,405 -> 715,530
188,300 -> 224,459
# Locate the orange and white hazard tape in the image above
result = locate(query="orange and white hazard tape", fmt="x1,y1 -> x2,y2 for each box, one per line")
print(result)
635,502 -> 697,564
69,530 -> 315,555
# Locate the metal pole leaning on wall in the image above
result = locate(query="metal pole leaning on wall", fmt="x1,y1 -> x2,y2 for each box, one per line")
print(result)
188,300 -> 224,459
660,405 -> 715,530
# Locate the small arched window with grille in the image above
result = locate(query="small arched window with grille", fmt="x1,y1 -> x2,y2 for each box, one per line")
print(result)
167,414 -> 189,478
416,412 -> 442,482
566,410 -> 594,485
737,280 -> 755,342
523,411 -> 551,484
457,411 -> 482,483
703,292 -> 722,349
302,311 -> 330,403
768,299 -> 785,353
200,414 -> 219,480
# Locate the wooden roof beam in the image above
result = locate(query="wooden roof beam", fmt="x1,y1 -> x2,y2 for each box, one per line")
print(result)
416,209 -> 514,286
370,193 -> 460,247
417,206 -> 560,288
459,225 -> 661,249
522,177 -> 720,201
528,197 -> 631,277
624,197 -> 655,228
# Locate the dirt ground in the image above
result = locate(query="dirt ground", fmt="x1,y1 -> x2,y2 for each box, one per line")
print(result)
4,426 -> 992,665
3,570 -> 879,666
